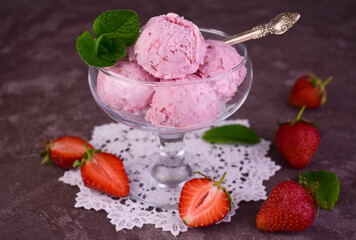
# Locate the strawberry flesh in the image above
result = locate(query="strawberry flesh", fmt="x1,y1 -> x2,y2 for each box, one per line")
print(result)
179,177 -> 230,227
256,180 -> 315,232
81,152 -> 129,197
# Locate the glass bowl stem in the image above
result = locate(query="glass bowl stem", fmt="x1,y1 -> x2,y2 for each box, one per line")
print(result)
151,133 -> 193,188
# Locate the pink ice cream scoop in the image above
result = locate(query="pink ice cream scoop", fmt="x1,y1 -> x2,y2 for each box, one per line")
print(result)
145,75 -> 220,127
97,61 -> 158,113
198,39 -> 247,102
133,13 -> 206,80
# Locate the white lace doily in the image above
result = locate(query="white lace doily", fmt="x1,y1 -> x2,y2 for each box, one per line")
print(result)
59,119 -> 280,236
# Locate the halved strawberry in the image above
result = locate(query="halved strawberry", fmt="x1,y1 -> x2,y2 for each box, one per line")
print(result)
40,136 -> 94,169
74,148 -> 129,198
179,172 -> 233,227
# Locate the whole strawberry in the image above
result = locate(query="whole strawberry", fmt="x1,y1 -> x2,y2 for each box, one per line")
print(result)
256,180 -> 315,232
288,74 -> 333,109
74,147 -> 129,198
179,172 -> 233,227
275,106 -> 320,168
41,136 -> 94,169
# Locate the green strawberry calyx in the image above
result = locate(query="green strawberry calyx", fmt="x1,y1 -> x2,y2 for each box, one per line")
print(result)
298,177 -> 323,214
73,145 -> 101,168
193,171 -> 235,208
40,140 -> 54,165
308,73 -> 333,105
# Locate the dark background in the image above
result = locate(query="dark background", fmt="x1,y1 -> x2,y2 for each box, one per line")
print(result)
1,0 -> 355,239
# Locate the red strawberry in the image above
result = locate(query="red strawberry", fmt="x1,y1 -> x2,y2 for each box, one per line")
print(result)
288,74 -> 333,109
41,136 -> 94,169
256,180 -> 316,232
74,148 -> 129,197
275,106 -> 320,168
179,172 -> 233,227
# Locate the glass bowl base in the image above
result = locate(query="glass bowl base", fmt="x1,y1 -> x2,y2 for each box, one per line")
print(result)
127,153 -> 194,209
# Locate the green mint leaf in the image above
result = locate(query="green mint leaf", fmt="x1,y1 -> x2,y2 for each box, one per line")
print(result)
298,170 -> 340,210
202,124 -> 260,145
76,10 -> 140,67
96,33 -> 126,61
93,9 -> 140,46
76,30 -> 116,67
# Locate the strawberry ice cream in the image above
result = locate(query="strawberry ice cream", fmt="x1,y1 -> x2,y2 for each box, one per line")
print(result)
133,13 -> 206,80
145,75 -> 220,127
199,39 -> 247,102
97,13 -> 249,128
97,61 -> 158,113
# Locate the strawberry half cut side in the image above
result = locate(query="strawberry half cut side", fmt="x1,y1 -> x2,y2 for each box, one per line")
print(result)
74,147 -> 130,198
179,172 -> 233,227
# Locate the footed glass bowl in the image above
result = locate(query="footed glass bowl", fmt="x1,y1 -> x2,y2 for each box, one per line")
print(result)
88,28 -> 253,209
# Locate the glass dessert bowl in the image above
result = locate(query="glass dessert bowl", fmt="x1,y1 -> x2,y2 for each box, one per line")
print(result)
88,28 -> 253,209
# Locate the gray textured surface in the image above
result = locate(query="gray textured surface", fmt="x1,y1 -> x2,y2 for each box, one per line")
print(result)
1,0 -> 356,239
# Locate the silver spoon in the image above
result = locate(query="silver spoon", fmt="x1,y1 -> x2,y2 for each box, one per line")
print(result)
223,12 -> 301,45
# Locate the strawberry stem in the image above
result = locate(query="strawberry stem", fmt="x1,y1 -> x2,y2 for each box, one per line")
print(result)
41,152 -> 51,165
296,105 -> 306,121
73,145 -> 101,169
320,76 -> 332,105
40,140 -> 53,166
216,172 -> 227,187
193,171 -> 213,181
321,76 -> 333,88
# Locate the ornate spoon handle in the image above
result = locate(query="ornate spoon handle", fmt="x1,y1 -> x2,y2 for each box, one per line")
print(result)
223,12 -> 300,45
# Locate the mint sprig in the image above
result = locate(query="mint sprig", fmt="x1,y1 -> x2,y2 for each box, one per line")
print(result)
77,31 -> 117,67
76,9 -> 140,67
93,10 -> 140,46
202,124 -> 260,145
96,33 -> 126,61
